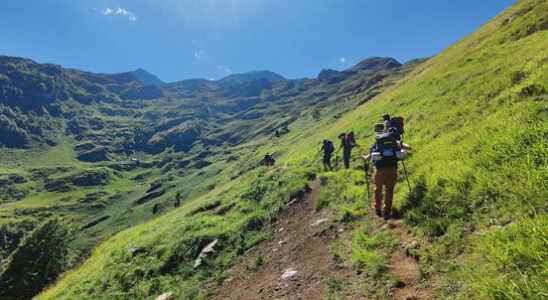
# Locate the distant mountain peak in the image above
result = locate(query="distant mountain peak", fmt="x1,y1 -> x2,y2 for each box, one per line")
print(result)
219,70 -> 285,85
349,57 -> 401,72
130,68 -> 165,86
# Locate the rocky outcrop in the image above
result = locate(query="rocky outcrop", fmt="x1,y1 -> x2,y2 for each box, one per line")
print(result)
318,69 -> 349,83
121,84 -> 163,100
80,215 -> 110,231
44,169 -> 111,192
69,169 -> 111,187
76,144 -> 109,162
0,174 -> 29,202
0,174 -> 27,188
134,189 -> 166,206
155,292 -> 174,300
194,239 -> 218,268
146,123 -> 200,153
350,57 -> 401,73
44,179 -> 73,192
130,68 -> 165,86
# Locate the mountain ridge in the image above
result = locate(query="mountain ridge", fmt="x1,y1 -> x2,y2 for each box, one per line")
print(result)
130,68 -> 165,86
1,1 -> 546,299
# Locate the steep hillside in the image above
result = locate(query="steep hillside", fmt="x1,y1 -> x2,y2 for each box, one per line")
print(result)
0,50 -> 420,298
32,0 -> 547,299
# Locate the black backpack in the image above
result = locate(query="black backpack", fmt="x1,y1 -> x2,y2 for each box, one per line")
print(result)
323,140 -> 334,154
374,134 -> 399,167
388,116 -> 405,141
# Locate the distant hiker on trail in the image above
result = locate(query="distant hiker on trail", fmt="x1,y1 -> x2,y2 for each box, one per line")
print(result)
152,203 -> 160,215
174,192 -> 182,208
339,132 -> 358,169
320,139 -> 335,170
260,153 -> 276,167
362,123 -> 411,220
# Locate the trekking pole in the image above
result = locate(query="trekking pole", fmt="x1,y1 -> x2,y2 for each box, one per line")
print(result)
364,161 -> 371,208
401,160 -> 412,193
399,134 -> 412,192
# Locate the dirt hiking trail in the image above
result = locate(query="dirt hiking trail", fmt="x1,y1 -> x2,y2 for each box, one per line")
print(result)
210,177 -> 433,299
383,219 -> 433,300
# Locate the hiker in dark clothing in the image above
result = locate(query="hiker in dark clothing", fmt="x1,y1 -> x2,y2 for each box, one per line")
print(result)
260,153 -> 276,167
362,123 -> 411,220
320,139 -> 335,170
152,203 -> 161,215
340,132 -> 357,169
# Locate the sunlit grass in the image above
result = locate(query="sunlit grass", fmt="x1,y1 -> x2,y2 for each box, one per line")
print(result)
26,0 -> 548,298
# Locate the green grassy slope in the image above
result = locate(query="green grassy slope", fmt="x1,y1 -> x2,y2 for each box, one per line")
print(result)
0,54 -> 414,273
38,0 -> 547,299
1,55 -> 418,298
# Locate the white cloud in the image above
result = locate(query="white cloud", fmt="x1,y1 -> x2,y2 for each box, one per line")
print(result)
217,65 -> 232,75
103,7 -> 137,21
193,50 -> 205,60
338,57 -> 347,64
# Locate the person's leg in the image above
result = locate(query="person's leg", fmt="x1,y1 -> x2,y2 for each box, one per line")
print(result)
374,168 -> 384,216
384,166 -> 398,217
326,154 -> 332,170
343,149 -> 350,169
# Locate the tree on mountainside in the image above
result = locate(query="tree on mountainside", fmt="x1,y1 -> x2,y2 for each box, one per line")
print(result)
0,218 -> 69,300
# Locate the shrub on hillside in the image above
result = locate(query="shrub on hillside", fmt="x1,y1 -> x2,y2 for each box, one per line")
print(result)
0,219 -> 69,300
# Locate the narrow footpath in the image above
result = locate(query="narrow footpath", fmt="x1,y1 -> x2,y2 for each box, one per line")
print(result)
383,219 -> 432,300
210,177 -> 433,299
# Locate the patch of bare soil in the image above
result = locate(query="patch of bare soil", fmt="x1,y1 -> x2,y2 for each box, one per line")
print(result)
210,179 -> 360,300
383,219 -> 433,300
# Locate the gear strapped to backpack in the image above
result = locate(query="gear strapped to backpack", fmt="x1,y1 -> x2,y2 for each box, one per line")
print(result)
388,116 -> 405,141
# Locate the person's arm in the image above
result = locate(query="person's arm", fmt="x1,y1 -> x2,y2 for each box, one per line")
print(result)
363,144 -> 375,161
399,142 -> 412,150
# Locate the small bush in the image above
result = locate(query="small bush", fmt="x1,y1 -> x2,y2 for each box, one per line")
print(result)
0,219 -> 69,300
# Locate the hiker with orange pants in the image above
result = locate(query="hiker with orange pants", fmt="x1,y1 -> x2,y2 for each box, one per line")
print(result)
362,123 -> 411,220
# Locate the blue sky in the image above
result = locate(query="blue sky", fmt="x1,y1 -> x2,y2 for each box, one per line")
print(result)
0,0 -> 514,82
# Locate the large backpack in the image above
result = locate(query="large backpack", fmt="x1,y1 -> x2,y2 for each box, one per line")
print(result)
323,140 -> 335,154
388,116 -> 404,141
344,132 -> 356,148
373,133 -> 399,167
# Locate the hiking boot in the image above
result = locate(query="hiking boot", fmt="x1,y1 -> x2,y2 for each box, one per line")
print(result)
383,210 -> 392,220
375,209 -> 382,217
